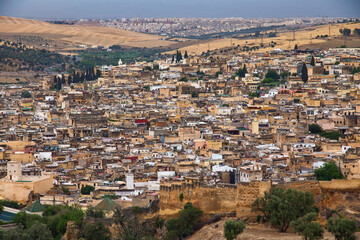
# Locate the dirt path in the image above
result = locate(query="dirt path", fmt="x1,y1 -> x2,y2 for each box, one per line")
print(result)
188,219 -> 360,240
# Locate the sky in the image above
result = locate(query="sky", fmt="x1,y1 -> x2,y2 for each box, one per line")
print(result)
0,0 -> 359,19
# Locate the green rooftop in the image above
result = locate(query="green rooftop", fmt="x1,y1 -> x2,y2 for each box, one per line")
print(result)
25,201 -> 45,213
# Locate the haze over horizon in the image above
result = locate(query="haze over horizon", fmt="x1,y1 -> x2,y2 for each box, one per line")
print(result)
0,0 -> 359,20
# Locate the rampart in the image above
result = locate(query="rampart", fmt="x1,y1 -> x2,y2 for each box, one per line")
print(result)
159,181 -> 237,215
159,179 -> 360,222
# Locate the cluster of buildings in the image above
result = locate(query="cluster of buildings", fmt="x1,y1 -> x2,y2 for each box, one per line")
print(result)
0,44 -> 360,215
96,17 -> 342,38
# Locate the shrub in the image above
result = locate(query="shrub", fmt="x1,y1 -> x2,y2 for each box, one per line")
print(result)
224,220 -> 246,240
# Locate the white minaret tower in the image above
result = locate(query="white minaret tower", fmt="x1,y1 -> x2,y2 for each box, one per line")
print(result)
125,170 -> 134,190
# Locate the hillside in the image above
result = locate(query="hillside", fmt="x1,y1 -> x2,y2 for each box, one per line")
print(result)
167,22 -> 360,56
0,16 -> 173,50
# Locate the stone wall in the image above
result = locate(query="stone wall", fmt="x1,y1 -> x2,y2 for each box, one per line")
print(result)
159,179 -> 360,223
236,181 -> 271,218
159,181 -> 237,215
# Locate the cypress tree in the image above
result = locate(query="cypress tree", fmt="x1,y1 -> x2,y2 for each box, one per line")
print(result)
301,63 -> 308,83
310,56 -> 315,66
184,51 -> 188,58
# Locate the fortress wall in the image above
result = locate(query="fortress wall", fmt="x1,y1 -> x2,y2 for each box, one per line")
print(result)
236,181 -> 271,218
159,182 -> 237,215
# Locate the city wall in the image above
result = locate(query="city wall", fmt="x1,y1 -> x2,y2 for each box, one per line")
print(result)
159,181 -> 237,215
159,179 -> 360,222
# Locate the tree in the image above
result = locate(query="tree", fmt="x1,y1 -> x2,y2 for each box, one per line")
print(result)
301,63 -> 308,83
309,124 -> 323,134
26,223 -> 54,240
320,131 -> 342,140
294,44 -> 299,50
224,220 -> 246,240
21,90 -> 32,98
265,69 -> 280,80
339,28 -> 351,37
184,51 -> 188,58
84,222 -> 111,240
165,202 -> 203,239
291,212 -> 324,240
327,216 -> 357,240
314,161 -> 345,181
310,56 -> 315,66
253,188 -> 316,232
86,207 -> 104,218
353,28 -> 360,36
238,64 -> 248,78
81,185 -> 95,195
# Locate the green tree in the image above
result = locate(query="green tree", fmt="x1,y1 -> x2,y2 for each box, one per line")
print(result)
308,124 -> 323,134
265,69 -> 280,80
253,188 -> 316,232
165,202 -> 203,239
320,131 -> 342,140
301,63 -> 308,83
84,222 -> 111,240
224,220 -> 246,240
21,90 -> 32,98
86,207 -> 105,218
310,56 -> 315,66
291,212 -> 324,240
327,216 -> 357,240
26,223 -> 54,240
339,28 -> 351,37
314,161 -> 345,181
184,51 -> 189,58
81,185 -> 95,195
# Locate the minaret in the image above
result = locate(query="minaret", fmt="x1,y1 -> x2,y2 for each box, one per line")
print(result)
125,170 -> 134,190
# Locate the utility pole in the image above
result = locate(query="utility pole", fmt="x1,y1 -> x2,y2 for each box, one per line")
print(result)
310,34 -> 312,44
328,26 -> 331,39
293,30 -> 296,41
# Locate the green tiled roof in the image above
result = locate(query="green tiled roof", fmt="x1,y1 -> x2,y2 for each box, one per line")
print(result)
25,201 -> 45,213
94,197 -> 120,211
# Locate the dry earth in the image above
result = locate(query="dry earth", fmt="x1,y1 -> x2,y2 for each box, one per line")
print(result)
188,219 -> 360,240
0,16 -> 173,49
166,22 -> 360,56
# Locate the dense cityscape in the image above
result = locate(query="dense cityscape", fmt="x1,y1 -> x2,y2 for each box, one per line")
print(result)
0,0 -> 359,239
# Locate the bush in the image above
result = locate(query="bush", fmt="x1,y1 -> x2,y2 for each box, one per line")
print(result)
81,185 -> 95,195
327,216 -> 357,240
224,220 -> 246,240
314,161 -> 345,181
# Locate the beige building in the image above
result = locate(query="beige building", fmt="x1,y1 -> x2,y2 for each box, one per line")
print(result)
0,161 -> 53,203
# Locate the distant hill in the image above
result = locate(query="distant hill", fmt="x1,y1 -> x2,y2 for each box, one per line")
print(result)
0,16 -> 173,50
166,22 -> 360,56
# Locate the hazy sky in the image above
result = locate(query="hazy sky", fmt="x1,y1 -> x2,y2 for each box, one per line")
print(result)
0,0 -> 359,19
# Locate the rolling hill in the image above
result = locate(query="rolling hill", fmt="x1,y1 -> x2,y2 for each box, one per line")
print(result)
0,16 -> 173,50
166,22 -> 360,56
